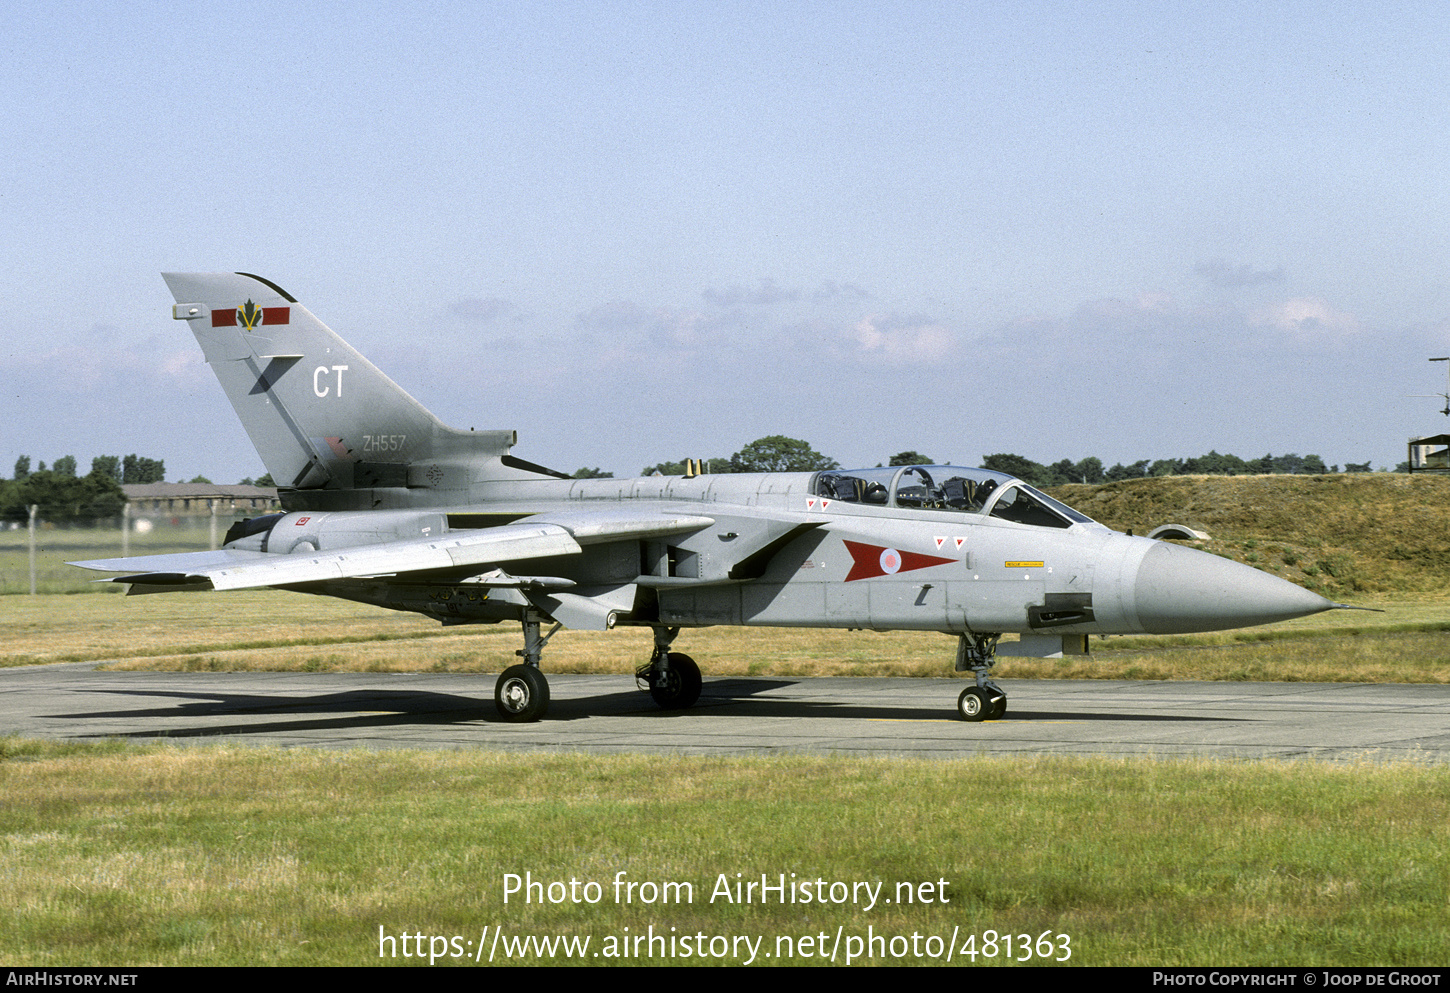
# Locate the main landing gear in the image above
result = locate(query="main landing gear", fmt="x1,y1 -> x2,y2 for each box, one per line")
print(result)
495,613 -> 560,723
494,617 -> 706,722
955,632 -> 1007,722
636,626 -> 702,710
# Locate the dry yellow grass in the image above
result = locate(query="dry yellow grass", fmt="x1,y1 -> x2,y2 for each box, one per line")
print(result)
1049,473 -> 1450,597
6,589 -> 1450,683
1,590 -> 436,666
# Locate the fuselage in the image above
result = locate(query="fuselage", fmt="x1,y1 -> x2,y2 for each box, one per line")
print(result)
74,273 -> 1348,723
253,463 -> 1335,639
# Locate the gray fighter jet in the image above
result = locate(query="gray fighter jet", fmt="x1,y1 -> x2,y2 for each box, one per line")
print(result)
73,272 -> 1348,722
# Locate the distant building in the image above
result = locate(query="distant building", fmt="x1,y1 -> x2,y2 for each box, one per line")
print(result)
1407,434 -> 1450,473
121,483 -> 281,517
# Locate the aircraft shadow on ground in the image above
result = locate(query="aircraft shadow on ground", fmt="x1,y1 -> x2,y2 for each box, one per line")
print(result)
64,688 -> 505,738
57,677 -> 1243,739
689,678 -> 1244,723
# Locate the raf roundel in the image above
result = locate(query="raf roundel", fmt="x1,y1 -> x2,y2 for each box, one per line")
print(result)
842,539 -> 957,582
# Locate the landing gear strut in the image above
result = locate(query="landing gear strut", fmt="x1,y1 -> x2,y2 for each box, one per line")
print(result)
955,632 -> 1006,722
495,612 -> 560,722
637,626 -> 702,710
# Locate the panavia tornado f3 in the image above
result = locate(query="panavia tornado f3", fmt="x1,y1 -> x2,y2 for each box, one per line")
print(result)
73,272 -> 1351,722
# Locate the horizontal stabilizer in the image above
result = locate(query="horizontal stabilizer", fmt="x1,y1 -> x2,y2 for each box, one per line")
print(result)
72,522 -> 583,591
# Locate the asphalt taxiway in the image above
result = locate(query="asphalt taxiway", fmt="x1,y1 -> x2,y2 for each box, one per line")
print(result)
6,663 -> 1449,761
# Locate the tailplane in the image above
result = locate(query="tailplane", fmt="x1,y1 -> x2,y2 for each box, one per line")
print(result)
164,272 -> 519,497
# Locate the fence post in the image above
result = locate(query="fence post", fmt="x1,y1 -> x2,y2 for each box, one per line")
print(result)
28,504 -> 38,595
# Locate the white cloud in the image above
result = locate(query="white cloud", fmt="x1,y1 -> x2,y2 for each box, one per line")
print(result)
847,313 -> 955,365
1251,297 -> 1360,336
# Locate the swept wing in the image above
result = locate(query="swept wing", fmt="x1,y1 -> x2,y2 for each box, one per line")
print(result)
72,509 -> 716,592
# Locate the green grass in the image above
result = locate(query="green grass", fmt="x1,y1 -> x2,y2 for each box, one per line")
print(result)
0,520 -> 222,594
2,741 -> 1447,966
1048,472 -> 1450,598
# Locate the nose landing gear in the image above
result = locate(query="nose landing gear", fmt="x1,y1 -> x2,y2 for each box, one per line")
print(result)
955,632 -> 1006,722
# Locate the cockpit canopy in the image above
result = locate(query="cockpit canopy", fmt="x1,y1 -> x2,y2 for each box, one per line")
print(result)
811,465 -> 1096,530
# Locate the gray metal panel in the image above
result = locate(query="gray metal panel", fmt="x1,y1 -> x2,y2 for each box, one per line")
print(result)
946,580 -> 1046,632
74,522 -> 584,590
163,273 -> 519,499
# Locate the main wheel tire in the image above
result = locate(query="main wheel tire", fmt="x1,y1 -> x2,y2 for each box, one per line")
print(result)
495,665 -> 550,722
957,686 -> 990,722
988,695 -> 1007,720
650,652 -> 702,710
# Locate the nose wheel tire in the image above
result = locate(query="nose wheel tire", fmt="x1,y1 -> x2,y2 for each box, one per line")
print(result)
958,686 -> 1006,722
650,653 -> 702,710
496,665 -> 550,722
958,687 -> 988,721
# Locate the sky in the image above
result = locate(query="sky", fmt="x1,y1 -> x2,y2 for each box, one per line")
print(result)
5,1 -> 1450,483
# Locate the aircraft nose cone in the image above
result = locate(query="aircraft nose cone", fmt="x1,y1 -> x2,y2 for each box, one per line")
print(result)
1133,540 -> 1335,634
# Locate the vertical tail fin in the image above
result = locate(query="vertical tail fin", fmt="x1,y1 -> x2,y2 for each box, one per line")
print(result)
164,272 -> 515,492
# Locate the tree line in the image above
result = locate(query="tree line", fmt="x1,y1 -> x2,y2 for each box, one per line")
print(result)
614,439 -> 1381,485
2,455 -> 141,524
13,454 -> 165,485
5,438 -> 1380,523
2,451 -> 284,525
980,451 -> 1380,487
567,436 -> 847,479
638,436 -> 842,477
